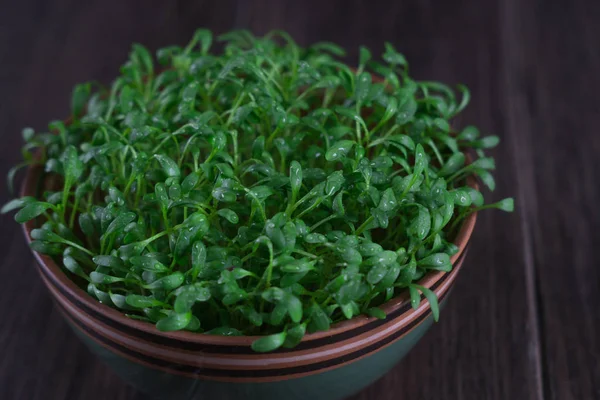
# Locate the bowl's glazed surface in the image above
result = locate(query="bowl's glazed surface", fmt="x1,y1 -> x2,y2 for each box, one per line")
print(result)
22,165 -> 476,400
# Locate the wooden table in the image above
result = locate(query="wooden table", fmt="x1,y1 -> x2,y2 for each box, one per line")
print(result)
1,1 -> 598,399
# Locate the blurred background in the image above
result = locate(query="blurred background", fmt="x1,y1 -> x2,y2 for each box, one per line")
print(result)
0,0 -> 598,399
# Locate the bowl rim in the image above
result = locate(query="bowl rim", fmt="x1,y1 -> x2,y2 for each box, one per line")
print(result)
22,163 -> 477,346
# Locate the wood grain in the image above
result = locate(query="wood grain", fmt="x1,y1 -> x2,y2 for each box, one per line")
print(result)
501,0 -> 600,399
0,0 -> 598,399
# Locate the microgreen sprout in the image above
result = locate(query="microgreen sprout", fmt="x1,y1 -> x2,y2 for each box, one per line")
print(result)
3,29 -> 513,352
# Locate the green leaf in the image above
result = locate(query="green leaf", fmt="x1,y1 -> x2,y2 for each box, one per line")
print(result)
433,118 -> 450,132
117,242 -> 147,261
155,183 -> 169,209
246,186 -> 274,201
190,241 -> 207,278
371,208 -> 388,229
458,125 -> 480,141
261,287 -> 285,303
451,190 -> 473,207
418,253 -> 452,271
212,186 -> 237,203
332,191 -> 345,215
205,327 -> 243,336
376,262 -> 402,290
265,221 -> 286,249
475,168 -> 496,191
174,285 -> 211,313
280,259 -> 314,273
455,84 -> 471,114
359,46 -> 371,69
71,83 -> 91,117
438,153 -> 465,176
90,272 -> 124,284
413,144 -> 427,177
466,187 -> 484,207
15,202 -> 52,223
383,42 -> 407,66
126,294 -> 164,308
367,307 -> 386,319
185,315 -> 201,331
355,72 -> 372,105
340,247 -> 362,265
304,233 -> 327,244
181,172 -> 200,193
365,250 -> 397,267
289,161 -> 302,196
282,222 -> 297,251
367,263 -> 389,285
359,242 -> 383,257
131,44 -> 154,75
477,135 -> 500,149
231,268 -> 256,279
145,272 -> 185,291
326,140 -> 355,161
408,206 -> 431,240
251,332 -> 287,353
408,285 -> 420,310
439,135 -> 459,153
381,97 -> 398,123
310,41 -> 346,56
63,145 -> 84,182
120,85 -> 134,114
313,75 -> 341,89
378,188 -> 397,212
341,302 -> 356,319
109,294 -> 130,309
284,323 -> 307,348
22,127 -> 35,141
308,303 -> 330,332
487,197 -> 514,212
217,208 -> 239,224
156,312 -> 192,332
396,95 -> 417,125
334,106 -> 363,123
31,228 -> 62,243
93,255 -> 125,269
30,240 -> 62,255
190,28 -> 213,55
174,216 -> 208,261
154,154 -> 180,178
472,157 -> 496,170
63,255 -> 86,277
272,302 -> 290,325
1,197 -> 35,214
168,184 -> 182,200
371,155 -> 392,170
325,171 -> 345,196
413,284 -> 440,321
130,255 -> 169,273
252,136 -> 265,158
239,306 -> 263,326
388,134 -> 415,151
286,294 -> 303,323
104,212 -> 136,237
7,164 -> 27,195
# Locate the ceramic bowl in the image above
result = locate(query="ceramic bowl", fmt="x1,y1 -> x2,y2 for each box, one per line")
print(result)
22,164 -> 477,400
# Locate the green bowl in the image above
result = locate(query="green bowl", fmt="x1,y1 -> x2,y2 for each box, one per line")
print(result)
22,165 -> 477,400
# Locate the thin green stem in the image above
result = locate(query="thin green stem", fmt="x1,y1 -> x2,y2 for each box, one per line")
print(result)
355,216 -> 374,236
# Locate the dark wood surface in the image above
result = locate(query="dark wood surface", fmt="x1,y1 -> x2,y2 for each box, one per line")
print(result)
0,1 -> 598,399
